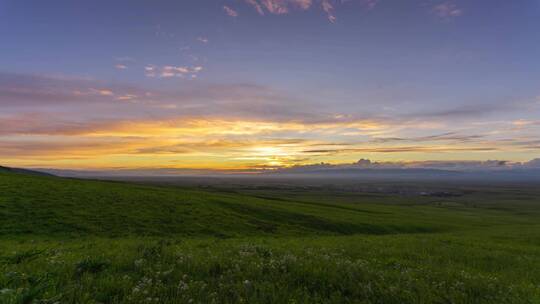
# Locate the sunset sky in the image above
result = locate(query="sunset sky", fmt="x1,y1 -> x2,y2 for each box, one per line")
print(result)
1,0 -> 540,170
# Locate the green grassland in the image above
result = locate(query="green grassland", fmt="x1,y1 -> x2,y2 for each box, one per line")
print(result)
1,169 -> 540,303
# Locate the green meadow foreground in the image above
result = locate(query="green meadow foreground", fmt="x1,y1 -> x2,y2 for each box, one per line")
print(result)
1,169 -> 540,303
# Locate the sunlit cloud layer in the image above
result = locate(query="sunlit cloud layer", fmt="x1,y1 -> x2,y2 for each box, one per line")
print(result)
1,71 -> 539,170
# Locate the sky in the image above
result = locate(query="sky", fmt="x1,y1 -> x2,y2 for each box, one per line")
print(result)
1,0 -> 540,170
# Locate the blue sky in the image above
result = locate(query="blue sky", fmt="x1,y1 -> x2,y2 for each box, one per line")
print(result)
1,0 -> 539,169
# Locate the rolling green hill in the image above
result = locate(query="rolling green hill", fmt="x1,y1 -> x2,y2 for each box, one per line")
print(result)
0,168 -> 461,238
1,169 -> 540,303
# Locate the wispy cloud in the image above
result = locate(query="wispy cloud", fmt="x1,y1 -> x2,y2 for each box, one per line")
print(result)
116,94 -> 138,102
241,0 -> 355,22
0,72 -> 534,124
223,5 -> 239,17
115,57 -> 134,62
89,89 -> 114,96
144,65 -> 203,78
432,2 -> 463,19
302,146 -> 497,154
359,0 -> 380,10
197,37 -> 209,44
235,0 -> 466,22
371,132 -> 486,144
114,57 -> 134,69
513,119 -> 539,127
404,104 -> 508,120
321,0 -> 336,22
245,0 -> 265,15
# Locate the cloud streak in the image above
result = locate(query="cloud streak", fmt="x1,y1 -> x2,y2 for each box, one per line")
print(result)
431,2 -> 463,19
229,0 -> 466,22
223,5 -> 239,17
145,65 -> 203,78
241,0 -> 368,22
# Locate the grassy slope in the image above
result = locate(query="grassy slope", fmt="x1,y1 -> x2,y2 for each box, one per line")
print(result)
0,169 -> 486,238
1,169 -> 540,303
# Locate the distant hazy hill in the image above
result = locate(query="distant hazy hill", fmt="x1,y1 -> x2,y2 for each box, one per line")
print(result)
270,165 -> 540,182
0,165 -> 54,177
272,167 -> 460,175
35,158 -> 540,182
